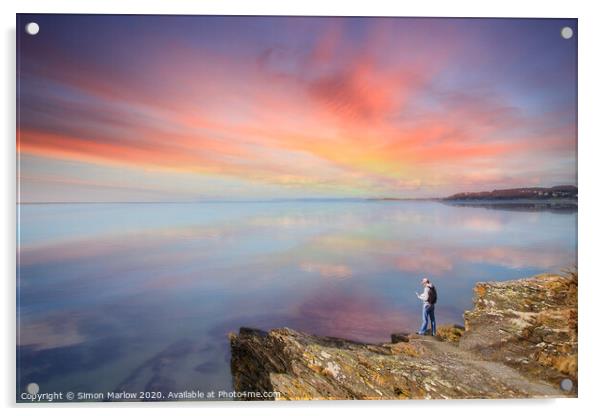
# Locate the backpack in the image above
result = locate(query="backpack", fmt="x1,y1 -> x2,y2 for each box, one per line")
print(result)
427,285 -> 438,304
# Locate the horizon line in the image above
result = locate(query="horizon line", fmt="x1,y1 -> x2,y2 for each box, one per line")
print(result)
16,197 -> 444,205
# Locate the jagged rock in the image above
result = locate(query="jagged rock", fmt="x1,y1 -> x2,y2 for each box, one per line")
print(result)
229,273 -> 577,400
460,272 -> 577,388
390,332 -> 410,343
435,324 -> 465,344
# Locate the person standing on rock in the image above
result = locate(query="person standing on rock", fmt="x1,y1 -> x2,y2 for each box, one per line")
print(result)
416,277 -> 437,336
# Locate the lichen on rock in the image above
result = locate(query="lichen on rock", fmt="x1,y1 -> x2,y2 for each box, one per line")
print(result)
460,272 -> 577,388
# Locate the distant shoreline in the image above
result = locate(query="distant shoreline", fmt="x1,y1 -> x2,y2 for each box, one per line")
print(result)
16,186 -> 578,205
444,185 -> 577,202
441,198 -> 577,205
16,197 -> 577,205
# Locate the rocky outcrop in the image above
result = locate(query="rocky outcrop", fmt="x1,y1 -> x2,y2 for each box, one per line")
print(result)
460,272 -> 577,387
229,273 -> 577,400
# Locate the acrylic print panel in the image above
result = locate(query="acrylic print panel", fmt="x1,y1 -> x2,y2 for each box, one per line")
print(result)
16,14 -> 577,402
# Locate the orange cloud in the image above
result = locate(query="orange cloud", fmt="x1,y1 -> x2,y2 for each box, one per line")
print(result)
18,19 -> 575,198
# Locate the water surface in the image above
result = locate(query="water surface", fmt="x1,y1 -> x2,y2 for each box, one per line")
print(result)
17,201 -> 577,399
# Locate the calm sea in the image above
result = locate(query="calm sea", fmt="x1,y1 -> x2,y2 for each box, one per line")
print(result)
16,200 -> 577,400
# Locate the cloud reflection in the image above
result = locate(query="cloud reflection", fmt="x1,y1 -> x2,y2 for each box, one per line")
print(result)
301,263 -> 353,279
19,313 -> 86,350
293,286 -> 413,342
17,201 -> 576,395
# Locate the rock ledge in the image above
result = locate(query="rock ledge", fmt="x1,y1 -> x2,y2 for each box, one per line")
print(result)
229,273 -> 577,400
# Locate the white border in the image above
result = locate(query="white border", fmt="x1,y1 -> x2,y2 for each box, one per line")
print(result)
3,1 -> 601,415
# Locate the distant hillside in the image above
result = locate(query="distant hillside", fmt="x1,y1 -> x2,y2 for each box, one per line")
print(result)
445,185 -> 577,201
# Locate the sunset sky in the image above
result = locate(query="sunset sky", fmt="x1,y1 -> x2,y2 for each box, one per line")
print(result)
17,15 -> 577,202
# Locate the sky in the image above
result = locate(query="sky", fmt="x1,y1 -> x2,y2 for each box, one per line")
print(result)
17,15 -> 577,202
